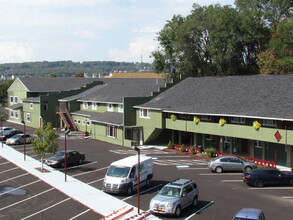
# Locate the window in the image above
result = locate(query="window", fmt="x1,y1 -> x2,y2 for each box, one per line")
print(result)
107,104 -> 114,112
140,108 -> 150,118
73,119 -> 77,123
77,120 -> 81,124
262,119 -> 276,127
43,103 -> 48,111
83,102 -> 88,109
92,103 -> 98,110
14,96 -> 18,103
82,120 -> 86,125
118,104 -> 123,113
14,111 -> 19,119
10,111 -> 14,118
231,117 -> 245,124
106,125 -> 116,138
26,113 -> 31,122
30,103 -> 34,109
87,121 -> 90,126
10,96 -> 14,104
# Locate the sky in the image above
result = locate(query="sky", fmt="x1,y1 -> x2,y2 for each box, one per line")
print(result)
0,0 -> 235,64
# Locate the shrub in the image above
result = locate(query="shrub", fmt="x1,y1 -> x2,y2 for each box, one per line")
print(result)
205,147 -> 215,158
167,141 -> 173,149
190,146 -> 196,155
180,144 -> 186,152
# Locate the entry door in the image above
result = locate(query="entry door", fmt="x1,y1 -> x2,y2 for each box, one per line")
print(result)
133,128 -> 143,145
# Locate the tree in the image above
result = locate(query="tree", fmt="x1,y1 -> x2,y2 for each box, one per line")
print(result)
31,122 -> 59,169
0,80 -> 13,106
74,72 -> 85,77
0,109 -> 8,148
45,73 -> 57,77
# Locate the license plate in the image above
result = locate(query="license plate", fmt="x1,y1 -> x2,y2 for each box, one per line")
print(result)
157,208 -> 162,211
242,177 -> 245,179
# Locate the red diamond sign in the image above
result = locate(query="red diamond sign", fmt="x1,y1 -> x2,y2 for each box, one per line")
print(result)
274,131 -> 282,142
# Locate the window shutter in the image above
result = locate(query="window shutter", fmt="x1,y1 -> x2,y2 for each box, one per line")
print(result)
115,127 -> 117,138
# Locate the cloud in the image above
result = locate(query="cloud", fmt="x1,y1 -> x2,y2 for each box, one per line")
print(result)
0,42 -> 34,63
108,36 -> 158,63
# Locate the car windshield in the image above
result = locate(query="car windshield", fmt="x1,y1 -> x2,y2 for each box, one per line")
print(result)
159,186 -> 181,197
107,166 -> 130,178
54,152 -> 65,158
12,134 -> 22,138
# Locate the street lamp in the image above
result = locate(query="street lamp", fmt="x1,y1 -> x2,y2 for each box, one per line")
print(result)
1,122 -> 3,148
21,120 -> 26,161
64,127 -> 70,182
132,141 -> 140,215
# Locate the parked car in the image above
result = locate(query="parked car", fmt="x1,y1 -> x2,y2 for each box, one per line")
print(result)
0,127 -> 15,139
149,179 -> 199,217
0,130 -> 23,142
6,133 -> 34,145
243,168 -> 293,187
208,155 -> 257,173
233,208 -> 265,220
44,150 -> 85,168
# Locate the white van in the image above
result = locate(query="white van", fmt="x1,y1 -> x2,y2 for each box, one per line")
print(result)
103,155 -> 153,195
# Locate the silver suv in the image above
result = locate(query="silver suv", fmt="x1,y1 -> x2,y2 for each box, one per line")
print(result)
149,179 -> 199,217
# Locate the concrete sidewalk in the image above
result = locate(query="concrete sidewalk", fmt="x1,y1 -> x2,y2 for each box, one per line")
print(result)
0,143 -> 159,219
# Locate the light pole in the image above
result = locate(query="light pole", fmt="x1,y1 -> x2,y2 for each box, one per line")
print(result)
21,120 -> 26,161
1,122 -> 3,148
132,142 -> 140,214
64,127 -> 70,182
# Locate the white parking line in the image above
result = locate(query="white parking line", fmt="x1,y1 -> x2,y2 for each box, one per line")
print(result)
0,188 -> 54,211
87,178 -> 104,185
0,180 -> 41,197
0,167 -> 19,174
69,209 -> 91,220
0,161 -> 10,166
21,197 -> 71,220
250,187 -> 293,190
199,173 -> 243,176
282,196 -> 293,199
122,184 -> 163,201
178,167 -> 209,170
0,173 -> 29,184
185,201 -> 214,220
72,166 -> 108,177
221,180 -> 243,182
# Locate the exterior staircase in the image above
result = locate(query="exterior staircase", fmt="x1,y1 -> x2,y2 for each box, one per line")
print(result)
56,108 -> 77,131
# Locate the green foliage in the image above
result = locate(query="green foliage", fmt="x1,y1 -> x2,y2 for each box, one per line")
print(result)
45,73 -> 57,77
0,109 -> 8,124
74,72 -> 85,77
167,141 -> 173,149
31,122 -> 59,169
0,61 -> 154,78
205,147 -> 215,158
0,80 -> 13,106
180,144 -> 186,152
190,146 -> 196,155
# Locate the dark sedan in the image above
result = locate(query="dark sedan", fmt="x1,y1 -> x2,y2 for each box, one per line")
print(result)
44,150 -> 85,168
0,130 -> 23,142
243,168 -> 293,187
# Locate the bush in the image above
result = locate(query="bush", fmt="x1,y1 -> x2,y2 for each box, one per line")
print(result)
205,147 -> 215,158
190,146 -> 196,155
167,141 -> 173,149
180,144 -> 186,152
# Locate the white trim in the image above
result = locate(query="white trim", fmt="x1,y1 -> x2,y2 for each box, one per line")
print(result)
30,103 -> 34,109
107,104 -> 114,112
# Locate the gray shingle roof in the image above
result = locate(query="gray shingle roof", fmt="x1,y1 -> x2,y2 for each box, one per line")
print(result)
23,97 -> 40,103
136,75 -> 293,121
18,77 -> 97,92
6,103 -> 23,110
64,78 -> 168,103
71,110 -> 123,126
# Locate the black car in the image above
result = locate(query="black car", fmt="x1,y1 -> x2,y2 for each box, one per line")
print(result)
0,130 -> 23,142
243,168 -> 293,187
44,150 -> 85,168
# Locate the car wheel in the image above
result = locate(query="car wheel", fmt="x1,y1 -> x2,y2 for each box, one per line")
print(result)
254,179 -> 264,188
192,196 -> 198,207
215,166 -> 223,173
127,185 -> 133,195
175,205 -> 181,217
244,166 -> 252,173
16,141 -> 20,145
290,179 -> 293,186
61,162 -> 65,168
146,178 -> 151,187
78,158 -> 83,165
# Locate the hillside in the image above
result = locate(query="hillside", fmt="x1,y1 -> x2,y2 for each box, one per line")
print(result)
0,61 -> 154,77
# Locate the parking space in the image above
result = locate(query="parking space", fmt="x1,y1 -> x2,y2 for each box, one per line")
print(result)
1,122 -> 293,219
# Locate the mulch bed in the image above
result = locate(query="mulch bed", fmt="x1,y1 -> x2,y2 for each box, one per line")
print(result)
35,167 -> 50,173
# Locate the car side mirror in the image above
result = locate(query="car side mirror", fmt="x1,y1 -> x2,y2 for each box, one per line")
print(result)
182,192 -> 187,197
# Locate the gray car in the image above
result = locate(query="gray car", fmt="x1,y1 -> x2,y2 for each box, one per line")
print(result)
208,155 -> 257,173
233,208 -> 265,220
149,179 -> 199,217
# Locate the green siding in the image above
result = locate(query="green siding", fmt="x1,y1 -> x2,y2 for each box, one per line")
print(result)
23,102 -> 40,128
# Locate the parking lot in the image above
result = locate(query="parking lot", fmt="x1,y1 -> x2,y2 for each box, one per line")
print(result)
1,122 -> 293,219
